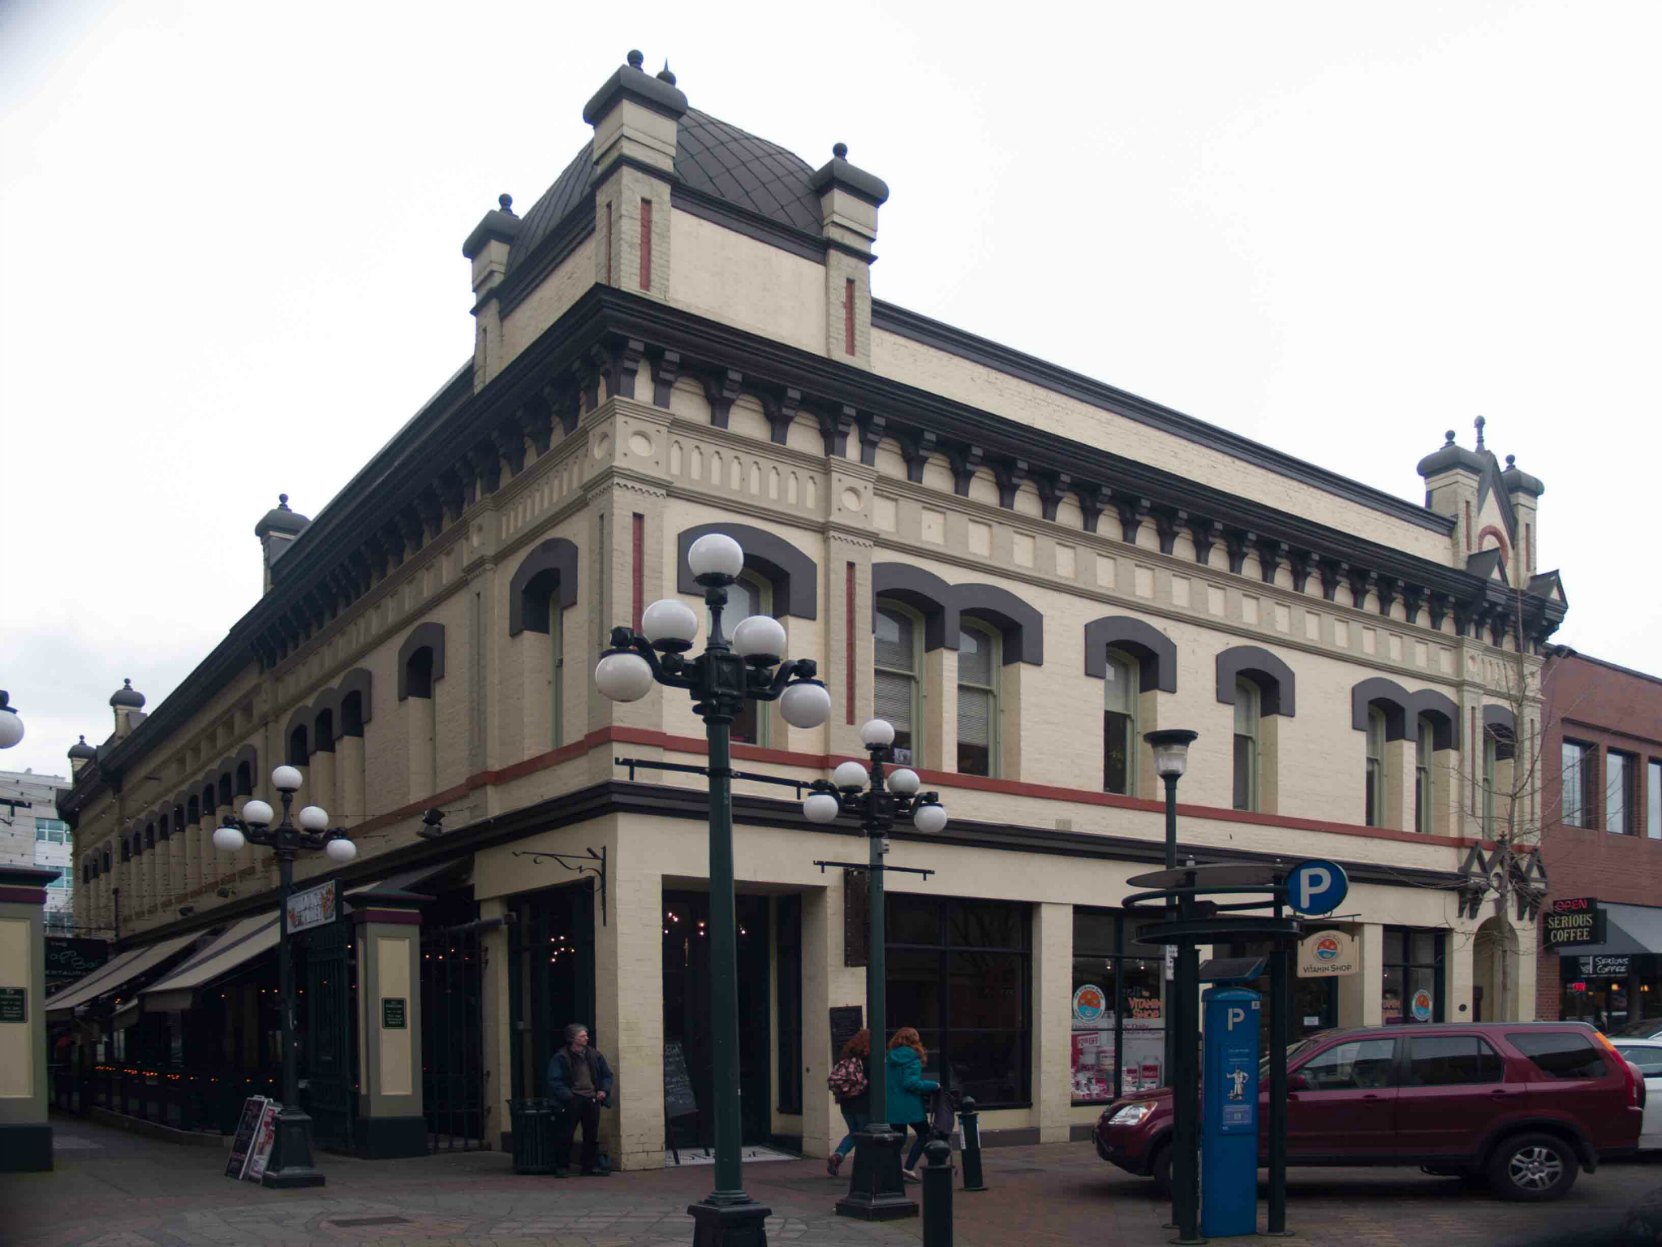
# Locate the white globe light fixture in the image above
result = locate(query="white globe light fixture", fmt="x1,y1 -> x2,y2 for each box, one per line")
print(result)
641,599 -> 699,652
912,801 -> 948,834
0,693 -> 22,749
860,719 -> 896,749
687,532 -> 744,582
779,680 -> 831,729
241,799 -> 274,827
595,652 -> 654,702
1146,729 -> 1199,780
732,615 -> 787,664
325,837 -> 358,863
803,792 -> 841,824
297,806 -> 329,833
832,761 -> 869,791
212,824 -> 246,852
271,765 -> 304,793
888,768 -> 921,796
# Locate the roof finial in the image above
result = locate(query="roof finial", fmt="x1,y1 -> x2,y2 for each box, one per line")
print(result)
1474,415 -> 1486,450
498,193 -> 514,213
626,49 -> 644,70
1443,429 -> 1456,445
278,493 -> 290,509
1505,454 -> 1516,469
657,61 -> 677,86
833,142 -> 848,159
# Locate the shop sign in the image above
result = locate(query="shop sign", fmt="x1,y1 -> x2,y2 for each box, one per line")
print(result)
1072,983 -> 1108,1025
1410,988 -> 1434,1022
1577,955 -> 1632,978
284,880 -> 337,936
1296,929 -> 1359,978
1543,896 -> 1605,947
0,987 -> 25,1023
45,937 -> 109,988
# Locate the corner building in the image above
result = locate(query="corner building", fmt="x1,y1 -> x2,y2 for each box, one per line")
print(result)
57,54 -> 1567,1166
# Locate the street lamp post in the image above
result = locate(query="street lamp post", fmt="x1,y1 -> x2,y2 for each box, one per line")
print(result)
595,533 -> 831,1247
801,718 -> 947,1220
214,765 -> 359,1190
1143,729 -> 1199,1242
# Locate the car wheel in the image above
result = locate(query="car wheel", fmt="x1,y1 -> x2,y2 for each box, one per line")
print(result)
1149,1143 -> 1172,1198
1486,1133 -> 1578,1202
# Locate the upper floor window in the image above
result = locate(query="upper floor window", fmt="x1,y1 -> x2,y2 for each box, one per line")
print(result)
1364,707 -> 1388,827
1102,649 -> 1140,796
875,601 -> 923,766
1414,718 -> 1435,835
1650,760 -> 1661,840
1562,740 -> 1593,828
1482,722 -> 1515,834
1608,750 -> 1636,835
722,572 -> 771,747
956,623 -> 999,777
35,818 -> 68,844
1233,678 -> 1260,812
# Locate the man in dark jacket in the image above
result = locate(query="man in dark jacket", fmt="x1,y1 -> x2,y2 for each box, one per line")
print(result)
546,1022 -> 614,1176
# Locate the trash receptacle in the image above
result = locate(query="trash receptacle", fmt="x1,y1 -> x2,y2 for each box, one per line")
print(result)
510,1098 -> 558,1174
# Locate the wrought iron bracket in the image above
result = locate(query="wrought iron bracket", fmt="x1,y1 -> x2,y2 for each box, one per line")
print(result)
813,859 -> 935,879
614,756 -> 814,797
511,847 -> 608,925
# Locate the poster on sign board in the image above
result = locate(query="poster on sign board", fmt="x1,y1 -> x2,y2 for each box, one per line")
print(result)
244,1100 -> 281,1181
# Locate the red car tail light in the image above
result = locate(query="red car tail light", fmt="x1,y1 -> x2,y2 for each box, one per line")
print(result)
1593,1031 -> 1641,1107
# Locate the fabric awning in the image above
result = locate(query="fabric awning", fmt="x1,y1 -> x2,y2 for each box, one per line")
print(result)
45,933 -> 197,1019
140,913 -> 279,1013
111,1000 -> 142,1031
1569,903 -> 1662,958
347,859 -> 454,898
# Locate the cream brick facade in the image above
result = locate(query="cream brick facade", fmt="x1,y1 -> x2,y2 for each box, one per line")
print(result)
58,53 -> 1565,1165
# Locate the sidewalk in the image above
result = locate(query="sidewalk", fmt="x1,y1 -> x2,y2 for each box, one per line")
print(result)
4,1114 -> 1659,1246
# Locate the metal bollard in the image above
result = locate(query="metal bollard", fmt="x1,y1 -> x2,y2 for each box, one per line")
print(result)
922,1139 -> 954,1247
956,1095 -> 986,1192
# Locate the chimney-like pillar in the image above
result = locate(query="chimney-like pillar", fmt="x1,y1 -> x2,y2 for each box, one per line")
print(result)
1415,430 -> 1485,565
108,680 -> 145,741
254,495 -> 310,593
583,51 -> 686,306
462,194 -> 521,391
808,144 -> 889,369
1501,454 -> 1545,586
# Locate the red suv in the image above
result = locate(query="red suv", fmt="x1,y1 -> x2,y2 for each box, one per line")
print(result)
1094,1022 -> 1642,1201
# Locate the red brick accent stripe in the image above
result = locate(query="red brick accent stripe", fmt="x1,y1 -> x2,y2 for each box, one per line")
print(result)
0,886 -> 46,905
631,513 -> 645,632
844,562 -> 856,723
844,278 -> 856,355
639,199 -> 652,290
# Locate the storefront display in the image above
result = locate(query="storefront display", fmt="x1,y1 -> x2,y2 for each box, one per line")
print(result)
1382,927 -> 1444,1024
1072,908 -> 1165,1103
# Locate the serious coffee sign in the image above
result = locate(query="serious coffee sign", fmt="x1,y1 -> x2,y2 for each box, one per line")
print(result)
1544,897 -> 1604,947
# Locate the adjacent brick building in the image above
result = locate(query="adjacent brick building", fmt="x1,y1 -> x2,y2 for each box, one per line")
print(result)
1536,652 -> 1662,1025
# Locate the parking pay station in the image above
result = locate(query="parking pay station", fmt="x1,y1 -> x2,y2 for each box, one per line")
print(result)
1201,986 -> 1261,1237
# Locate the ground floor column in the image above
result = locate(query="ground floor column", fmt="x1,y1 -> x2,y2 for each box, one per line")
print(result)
351,887 -> 429,1158
804,876 -> 865,1158
595,851 -> 663,1170
1033,902 -> 1073,1143
478,896 -> 513,1150
0,865 -> 56,1171
1337,923 -> 1384,1027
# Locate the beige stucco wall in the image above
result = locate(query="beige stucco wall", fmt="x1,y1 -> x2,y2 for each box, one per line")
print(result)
667,210 -> 826,356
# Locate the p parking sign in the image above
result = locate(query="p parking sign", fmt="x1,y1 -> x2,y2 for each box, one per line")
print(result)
1286,859 -> 1348,915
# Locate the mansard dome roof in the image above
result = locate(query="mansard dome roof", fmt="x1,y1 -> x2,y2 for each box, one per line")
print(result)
109,679 -> 145,709
506,109 -> 823,277
68,735 -> 97,761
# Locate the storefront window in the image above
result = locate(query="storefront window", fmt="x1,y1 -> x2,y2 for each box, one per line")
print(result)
1217,939 -> 1338,1051
887,896 -> 1029,1107
1071,908 -> 1165,1104
1382,927 -> 1444,1024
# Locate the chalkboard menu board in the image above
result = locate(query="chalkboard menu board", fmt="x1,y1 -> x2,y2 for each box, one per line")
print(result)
829,1005 -> 864,1062
225,1096 -> 268,1179
45,938 -> 109,989
663,1041 -> 697,1120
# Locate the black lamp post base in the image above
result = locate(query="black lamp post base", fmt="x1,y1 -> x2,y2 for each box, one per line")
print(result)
261,1108 -> 326,1189
834,1125 -> 917,1220
687,1197 -> 771,1246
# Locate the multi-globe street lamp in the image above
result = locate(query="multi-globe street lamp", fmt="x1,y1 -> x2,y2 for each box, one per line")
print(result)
594,532 -> 831,1247
0,690 -> 24,748
802,717 -> 946,1219
214,764 -> 358,1189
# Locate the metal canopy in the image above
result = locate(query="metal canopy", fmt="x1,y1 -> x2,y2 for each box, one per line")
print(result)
1136,915 -> 1303,946
1198,957 -> 1268,984
1125,862 -> 1286,890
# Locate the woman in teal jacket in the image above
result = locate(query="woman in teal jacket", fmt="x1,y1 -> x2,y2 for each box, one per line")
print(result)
885,1027 -> 939,1179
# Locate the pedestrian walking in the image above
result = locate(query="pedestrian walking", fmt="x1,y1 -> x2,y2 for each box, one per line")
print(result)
885,1027 -> 939,1181
826,1027 -> 871,1176
547,1022 -> 614,1177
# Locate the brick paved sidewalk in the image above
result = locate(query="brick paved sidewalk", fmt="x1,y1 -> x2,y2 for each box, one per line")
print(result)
4,1115 -> 1660,1246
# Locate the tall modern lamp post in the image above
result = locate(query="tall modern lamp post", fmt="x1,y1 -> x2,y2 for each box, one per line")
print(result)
213,765 -> 359,1189
0,691 -> 24,748
1143,728 -> 1198,1239
594,532 -> 831,1247
801,718 -> 947,1219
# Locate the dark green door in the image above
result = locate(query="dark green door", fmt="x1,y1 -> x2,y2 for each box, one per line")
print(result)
300,921 -> 356,1152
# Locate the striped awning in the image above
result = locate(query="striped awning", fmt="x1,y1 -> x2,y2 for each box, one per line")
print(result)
140,913 -> 279,1013
44,933 -> 197,1019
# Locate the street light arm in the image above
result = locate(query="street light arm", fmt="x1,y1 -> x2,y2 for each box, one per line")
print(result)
749,657 -> 820,702
604,627 -> 695,691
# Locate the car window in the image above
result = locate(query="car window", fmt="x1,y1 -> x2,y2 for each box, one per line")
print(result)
1615,1046 -> 1662,1075
1406,1035 -> 1504,1086
1507,1031 -> 1609,1080
1296,1038 -> 1395,1090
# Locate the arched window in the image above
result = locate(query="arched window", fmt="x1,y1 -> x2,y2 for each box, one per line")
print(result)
1414,717 -> 1434,834
287,723 -> 309,767
1482,706 -> 1517,835
1365,707 -> 1388,827
722,572 -> 772,747
202,783 -> 217,817
404,648 -> 436,700
547,582 -> 564,748
314,708 -> 335,754
187,795 -> 200,825
341,690 -> 366,736
957,623 -> 999,776
1233,678 -> 1260,812
875,601 -> 923,766
1103,649 -> 1140,796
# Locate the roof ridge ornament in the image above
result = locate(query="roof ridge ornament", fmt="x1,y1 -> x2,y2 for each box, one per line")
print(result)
498,193 -> 514,214
1474,414 -> 1486,450
627,49 -> 644,69
658,61 -> 677,86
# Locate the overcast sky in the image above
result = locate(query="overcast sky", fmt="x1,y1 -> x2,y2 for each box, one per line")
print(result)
2,0 -> 1657,778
